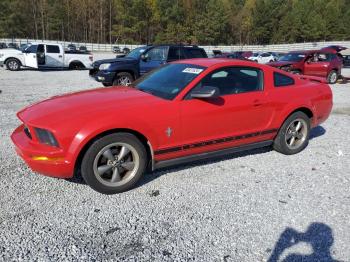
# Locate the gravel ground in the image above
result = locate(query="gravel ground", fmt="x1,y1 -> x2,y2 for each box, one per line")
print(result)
0,56 -> 350,261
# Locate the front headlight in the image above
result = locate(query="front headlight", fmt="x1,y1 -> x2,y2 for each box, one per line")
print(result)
35,128 -> 59,147
99,63 -> 111,70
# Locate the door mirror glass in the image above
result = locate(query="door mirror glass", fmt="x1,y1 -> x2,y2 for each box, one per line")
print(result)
191,86 -> 220,99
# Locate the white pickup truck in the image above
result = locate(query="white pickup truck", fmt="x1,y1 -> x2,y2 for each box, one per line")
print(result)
0,43 -> 93,71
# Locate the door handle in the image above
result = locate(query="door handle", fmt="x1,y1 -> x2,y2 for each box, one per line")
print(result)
59,55 -> 63,58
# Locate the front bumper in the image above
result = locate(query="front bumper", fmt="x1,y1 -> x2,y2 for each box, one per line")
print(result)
89,68 -> 116,84
11,124 -> 74,178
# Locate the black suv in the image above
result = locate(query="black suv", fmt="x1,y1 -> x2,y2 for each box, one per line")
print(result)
90,45 -> 207,86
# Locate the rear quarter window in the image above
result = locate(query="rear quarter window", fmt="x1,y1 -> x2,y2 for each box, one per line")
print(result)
274,72 -> 295,87
185,48 -> 207,58
46,45 -> 60,53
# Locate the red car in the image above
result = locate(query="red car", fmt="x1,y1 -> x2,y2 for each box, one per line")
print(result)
267,49 -> 344,84
11,59 -> 333,194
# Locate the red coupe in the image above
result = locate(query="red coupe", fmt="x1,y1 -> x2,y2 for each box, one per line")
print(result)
11,59 -> 333,194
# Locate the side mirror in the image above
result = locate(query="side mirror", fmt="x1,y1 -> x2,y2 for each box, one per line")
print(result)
191,86 -> 220,99
140,54 -> 147,62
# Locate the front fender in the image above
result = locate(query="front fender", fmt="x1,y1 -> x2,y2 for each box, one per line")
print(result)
65,114 -> 159,165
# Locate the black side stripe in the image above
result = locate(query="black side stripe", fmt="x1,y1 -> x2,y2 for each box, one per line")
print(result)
154,128 -> 279,155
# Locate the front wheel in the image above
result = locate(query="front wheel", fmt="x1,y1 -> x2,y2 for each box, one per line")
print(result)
6,58 -> 21,71
273,112 -> 310,155
81,133 -> 147,194
112,72 -> 134,86
327,70 -> 338,84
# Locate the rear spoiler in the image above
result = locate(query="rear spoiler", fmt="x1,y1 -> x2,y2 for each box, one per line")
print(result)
298,75 -> 328,84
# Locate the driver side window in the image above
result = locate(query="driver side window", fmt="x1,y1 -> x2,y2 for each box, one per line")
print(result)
190,67 -> 263,97
145,46 -> 168,61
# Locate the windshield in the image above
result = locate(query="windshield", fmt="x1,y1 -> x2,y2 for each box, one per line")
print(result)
126,46 -> 147,59
133,63 -> 206,100
278,53 -> 306,62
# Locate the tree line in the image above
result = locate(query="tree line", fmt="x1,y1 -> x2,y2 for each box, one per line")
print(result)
0,0 -> 349,45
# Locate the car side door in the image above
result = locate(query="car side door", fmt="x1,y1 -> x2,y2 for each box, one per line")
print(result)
23,44 -> 38,68
45,45 -> 64,67
179,66 -> 274,157
304,53 -> 329,77
139,46 -> 169,75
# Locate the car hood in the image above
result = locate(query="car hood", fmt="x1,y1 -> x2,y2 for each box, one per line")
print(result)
0,48 -> 22,55
18,87 -> 164,128
93,57 -> 138,67
267,61 -> 296,67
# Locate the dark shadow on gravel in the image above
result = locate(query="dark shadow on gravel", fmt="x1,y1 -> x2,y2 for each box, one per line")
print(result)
14,68 -> 88,72
137,146 -> 273,188
309,126 -> 326,140
267,222 -> 337,262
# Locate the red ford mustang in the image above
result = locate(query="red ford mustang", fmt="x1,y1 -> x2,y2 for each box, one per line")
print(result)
11,59 -> 333,194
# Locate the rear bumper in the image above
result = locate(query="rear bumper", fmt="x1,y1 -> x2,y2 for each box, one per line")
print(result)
89,69 -> 115,84
11,125 -> 74,178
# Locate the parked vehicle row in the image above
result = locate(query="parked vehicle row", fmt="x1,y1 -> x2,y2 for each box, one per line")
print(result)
267,46 -> 345,84
210,46 -> 347,84
0,42 -> 93,71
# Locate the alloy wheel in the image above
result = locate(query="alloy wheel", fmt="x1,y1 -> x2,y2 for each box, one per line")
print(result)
330,72 -> 337,83
93,142 -> 139,187
8,61 -> 19,70
117,76 -> 132,86
285,118 -> 308,150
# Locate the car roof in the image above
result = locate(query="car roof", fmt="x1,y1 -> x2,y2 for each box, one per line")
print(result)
173,58 -> 261,68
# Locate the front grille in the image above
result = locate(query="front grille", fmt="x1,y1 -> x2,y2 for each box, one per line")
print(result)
24,126 -> 32,139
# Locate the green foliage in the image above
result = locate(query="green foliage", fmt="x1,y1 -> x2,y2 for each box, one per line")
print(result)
0,0 -> 349,44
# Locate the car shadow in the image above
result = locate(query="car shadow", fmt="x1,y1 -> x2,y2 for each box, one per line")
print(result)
137,145 -> 273,188
267,222 -> 337,262
309,125 -> 326,140
13,68 -> 89,72
66,126 -> 327,188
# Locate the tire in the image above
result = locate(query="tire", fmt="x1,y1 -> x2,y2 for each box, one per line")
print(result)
81,133 -> 147,194
273,112 -> 310,155
327,70 -> 338,84
6,58 -> 21,71
112,72 -> 134,86
102,82 -> 111,87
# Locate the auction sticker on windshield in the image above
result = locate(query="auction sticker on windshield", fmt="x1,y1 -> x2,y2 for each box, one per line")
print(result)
182,68 -> 203,74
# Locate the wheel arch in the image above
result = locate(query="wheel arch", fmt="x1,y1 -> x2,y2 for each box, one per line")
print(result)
4,57 -> 22,66
279,106 -> 314,130
69,60 -> 85,69
73,128 -> 154,177
114,69 -> 136,80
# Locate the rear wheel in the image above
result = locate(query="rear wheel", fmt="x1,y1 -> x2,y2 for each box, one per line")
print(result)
6,58 -> 20,71
112,72 -> 134,86
273,112 -> 310,155
327,70 -> 338,84
81,133 -> 147,194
